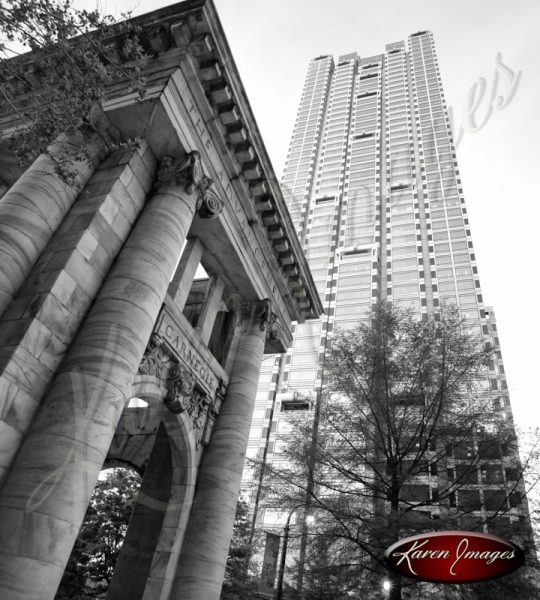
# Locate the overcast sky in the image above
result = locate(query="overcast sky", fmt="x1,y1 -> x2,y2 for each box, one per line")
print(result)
78,0 -> 539,440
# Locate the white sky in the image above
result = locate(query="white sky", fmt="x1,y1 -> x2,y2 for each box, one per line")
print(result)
79,0 -> 540,442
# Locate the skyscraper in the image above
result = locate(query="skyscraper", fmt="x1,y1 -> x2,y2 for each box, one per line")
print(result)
244,31 -> 532,559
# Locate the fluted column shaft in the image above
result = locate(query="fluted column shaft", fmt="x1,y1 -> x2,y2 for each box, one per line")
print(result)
172,304 -> 267,599
0,175 -> 200,600
0,137 -> 101,320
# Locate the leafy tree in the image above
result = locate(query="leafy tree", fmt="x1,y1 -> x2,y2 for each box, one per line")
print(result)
55,467 -> 141,600
220,497 -> 258,600
256,303 -> 538,599
0,0 -> 146,176
299,534 -> 358,600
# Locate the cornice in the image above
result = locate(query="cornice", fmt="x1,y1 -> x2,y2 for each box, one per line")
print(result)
105,0 -> 323,323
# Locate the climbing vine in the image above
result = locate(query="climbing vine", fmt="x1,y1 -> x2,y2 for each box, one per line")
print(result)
0,0 -> 147,172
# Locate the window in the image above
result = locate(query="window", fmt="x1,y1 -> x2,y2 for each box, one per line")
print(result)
457,279 -> 475,292
458,489 -> 482,511
282,400 -> 310,411
456,464 -> 478,484
392,270 -> 419,283
455,266 -> 472,277
458,294 -> 477,307
437,267 -> 454,279
484,490 -> 507,511
481,465 -> 503,484
401,484 -> 430,502
392,256 -> 417,269
438,281 -> 455,293
392,233 -> 417,246
393,282 -> 419,296
392,245 -> 417,258
478,439 -> 500,459
505,467 -> 518,481
453,441 -> 474,460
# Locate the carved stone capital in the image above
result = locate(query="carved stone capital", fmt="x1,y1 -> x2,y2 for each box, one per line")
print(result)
156,151 -> 224,219
240,298 -> 273,332
239,298 -> 286,347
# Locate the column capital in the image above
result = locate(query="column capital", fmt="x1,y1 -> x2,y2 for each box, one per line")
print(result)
239,298 -> 271,331
239,298 -> 289,352
155,150 -> 224,219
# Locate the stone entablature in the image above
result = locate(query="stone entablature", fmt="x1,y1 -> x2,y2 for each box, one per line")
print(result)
142,300 -> 229,449
134,295 -> 289,451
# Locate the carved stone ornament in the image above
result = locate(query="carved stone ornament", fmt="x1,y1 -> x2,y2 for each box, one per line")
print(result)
266,311 -> 283,343
156,151 -> 224,219
164,363 -> 213,446
138,334 -> 171,379
257,298 -> 272,331
185,388 -> 212,434
239,298 -> 285,345
164,365 -> 195,414
87,103 -> 121,144
241,298 -> 271,331
198,186 -> 224,219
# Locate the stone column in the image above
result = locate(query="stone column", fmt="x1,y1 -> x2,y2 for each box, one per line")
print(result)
106,423 -> 172,600
171,299 -> 274,599
0,142 -> 155,486
0,136 -> 102,320
0,152 -> 223,600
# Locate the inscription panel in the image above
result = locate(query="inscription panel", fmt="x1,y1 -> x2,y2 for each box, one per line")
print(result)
155,304 -> 227,397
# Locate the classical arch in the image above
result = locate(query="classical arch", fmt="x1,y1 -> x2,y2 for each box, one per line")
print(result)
105,375 -> 198,600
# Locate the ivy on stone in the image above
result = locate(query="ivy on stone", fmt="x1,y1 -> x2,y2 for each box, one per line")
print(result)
0,0 -> 147,175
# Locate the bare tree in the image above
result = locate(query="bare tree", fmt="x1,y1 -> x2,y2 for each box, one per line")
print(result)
255,303 -> 538,599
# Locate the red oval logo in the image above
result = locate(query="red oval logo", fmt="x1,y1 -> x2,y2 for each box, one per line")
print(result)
384,531 -> 525,583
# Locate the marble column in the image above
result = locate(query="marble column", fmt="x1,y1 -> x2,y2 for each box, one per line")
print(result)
0,136 -> 102,320
171,299 -> 273,599
0,152 -> 222,600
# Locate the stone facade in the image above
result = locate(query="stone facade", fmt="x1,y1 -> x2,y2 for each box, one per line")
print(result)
0,2 -> 322,599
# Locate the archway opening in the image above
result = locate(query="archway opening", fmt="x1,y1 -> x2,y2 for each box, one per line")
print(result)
54,465 -> 142,600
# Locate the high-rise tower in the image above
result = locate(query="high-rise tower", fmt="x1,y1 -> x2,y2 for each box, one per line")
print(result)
244,31 -> 532,555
